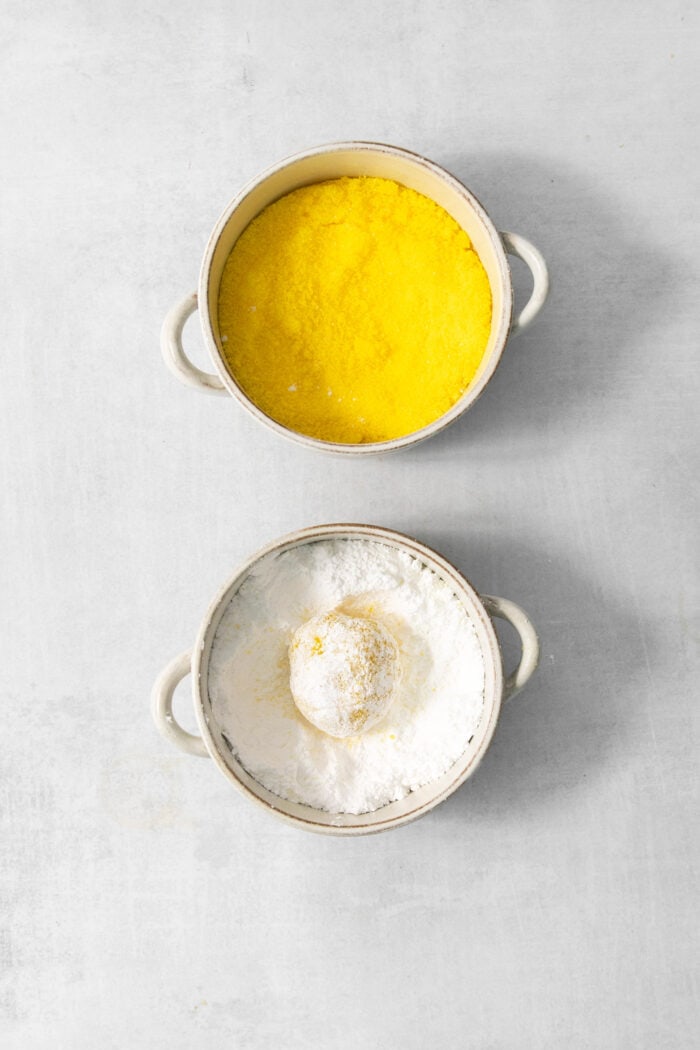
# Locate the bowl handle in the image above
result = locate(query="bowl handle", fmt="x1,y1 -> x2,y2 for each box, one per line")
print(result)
151,650 -> 209,756
500,232 -> 549,337
481,595 -> 540,701
161,292 -> 227,395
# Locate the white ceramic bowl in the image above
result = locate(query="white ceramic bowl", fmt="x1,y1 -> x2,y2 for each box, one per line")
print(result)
151,524 -> 539,835
161,142 -> 549,454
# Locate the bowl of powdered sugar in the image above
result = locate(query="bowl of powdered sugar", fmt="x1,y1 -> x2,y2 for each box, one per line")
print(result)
151,525 -> 539,834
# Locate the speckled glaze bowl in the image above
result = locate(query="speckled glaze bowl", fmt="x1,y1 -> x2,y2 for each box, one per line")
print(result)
161,142 -> 549,455
151,524 -> 539,835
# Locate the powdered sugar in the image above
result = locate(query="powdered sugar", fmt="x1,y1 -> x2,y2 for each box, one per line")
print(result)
208,538 -> 485,814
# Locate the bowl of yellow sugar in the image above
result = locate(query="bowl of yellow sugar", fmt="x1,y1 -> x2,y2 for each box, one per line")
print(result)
162,142 -> 548,453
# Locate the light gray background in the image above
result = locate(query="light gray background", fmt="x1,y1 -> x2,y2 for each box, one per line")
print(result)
2,1 -> 698,1047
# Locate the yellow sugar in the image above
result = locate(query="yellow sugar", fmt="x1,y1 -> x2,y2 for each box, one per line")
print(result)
217,176 -> 492,443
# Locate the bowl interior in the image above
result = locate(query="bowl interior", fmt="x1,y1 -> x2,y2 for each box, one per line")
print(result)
194,525 -> 504,834
200,144 -> 513,446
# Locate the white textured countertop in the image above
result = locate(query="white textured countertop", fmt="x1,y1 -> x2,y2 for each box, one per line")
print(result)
2,2 -> 698,1046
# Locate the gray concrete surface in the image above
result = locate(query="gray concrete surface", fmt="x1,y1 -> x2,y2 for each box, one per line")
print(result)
2,1 -> 698,1046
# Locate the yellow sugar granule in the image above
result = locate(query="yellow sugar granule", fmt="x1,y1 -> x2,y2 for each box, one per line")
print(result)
217,176 -> 492,443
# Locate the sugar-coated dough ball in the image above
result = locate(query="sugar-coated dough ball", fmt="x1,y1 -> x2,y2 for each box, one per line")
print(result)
289,611 -> 401,738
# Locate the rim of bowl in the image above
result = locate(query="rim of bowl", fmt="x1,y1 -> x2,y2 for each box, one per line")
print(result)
190,523 -> 505,834
197,141 -> 513,456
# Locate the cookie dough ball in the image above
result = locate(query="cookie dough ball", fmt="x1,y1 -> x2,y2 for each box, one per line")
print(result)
289,611 -> 400,738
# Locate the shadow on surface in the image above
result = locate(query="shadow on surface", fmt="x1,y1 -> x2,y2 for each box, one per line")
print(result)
415,529 -> 651,822
405,151 -> 676,460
